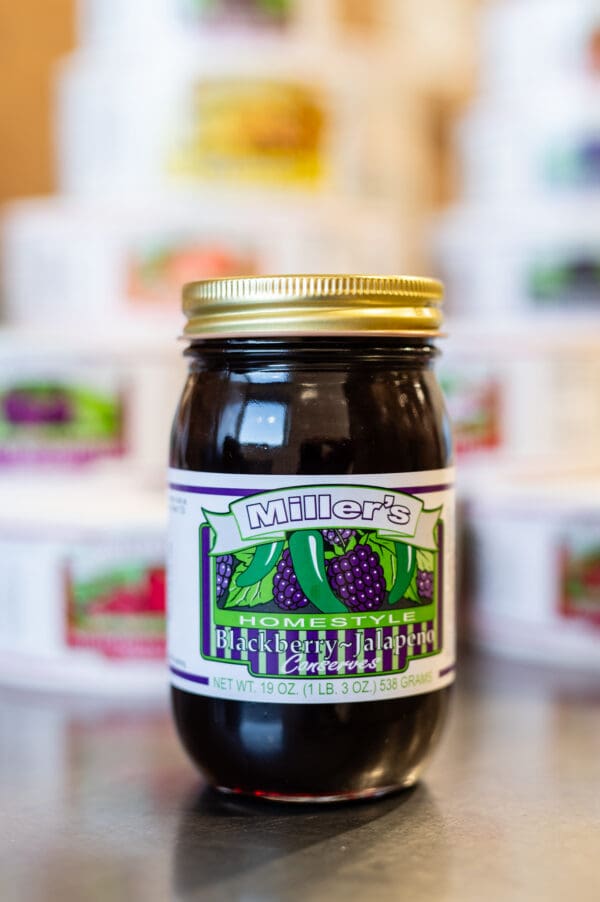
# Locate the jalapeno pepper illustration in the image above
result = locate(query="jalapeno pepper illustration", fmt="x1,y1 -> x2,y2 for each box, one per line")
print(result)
388,542 -> 416,605
288,530 -> 347,613
236,541 -> 285,587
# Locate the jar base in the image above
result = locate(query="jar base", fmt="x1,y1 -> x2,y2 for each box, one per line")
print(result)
214,773 -> 420,805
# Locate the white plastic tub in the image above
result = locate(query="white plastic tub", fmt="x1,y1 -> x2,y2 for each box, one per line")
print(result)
462,465 -> 600,671
0,475 -> 167,695
434,202 -> 600,317
458,80 -> 600,202
54,41 -> 423,204
480,0 -> 600,98
438,318 -> 600,461
2,194 -> 408,321
77,0 -> 334,48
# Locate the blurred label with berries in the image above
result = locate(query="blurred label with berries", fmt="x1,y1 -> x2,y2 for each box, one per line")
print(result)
168,468 -> 455,703
66,552 -> 166,661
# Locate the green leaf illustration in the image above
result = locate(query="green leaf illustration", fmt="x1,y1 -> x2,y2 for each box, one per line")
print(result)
388,542 -> 417,605
403,581 -> 419,603
416,549 -> 436,572
236,541 -> 284,587
366,534 -> 399,590
233,549 -> 255,567
223,546 -> 279,608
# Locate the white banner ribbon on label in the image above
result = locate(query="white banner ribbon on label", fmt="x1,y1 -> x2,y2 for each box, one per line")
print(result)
203,486 -> 441,554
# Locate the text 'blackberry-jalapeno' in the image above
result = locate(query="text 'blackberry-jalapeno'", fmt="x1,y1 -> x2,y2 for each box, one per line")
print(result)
168,274 -> 455,802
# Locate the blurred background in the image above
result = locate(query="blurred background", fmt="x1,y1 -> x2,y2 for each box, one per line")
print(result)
0,0 -> 599,696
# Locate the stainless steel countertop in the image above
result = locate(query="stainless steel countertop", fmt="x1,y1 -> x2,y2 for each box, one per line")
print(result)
0,652 -> 598,902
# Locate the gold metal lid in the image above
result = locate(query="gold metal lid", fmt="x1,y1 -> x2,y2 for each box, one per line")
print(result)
182,274 -> 444,338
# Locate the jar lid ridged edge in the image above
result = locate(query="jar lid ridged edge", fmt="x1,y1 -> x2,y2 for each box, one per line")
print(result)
182,274 -> 444,338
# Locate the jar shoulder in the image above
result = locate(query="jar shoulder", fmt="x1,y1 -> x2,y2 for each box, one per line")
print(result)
170,363 -> 452,474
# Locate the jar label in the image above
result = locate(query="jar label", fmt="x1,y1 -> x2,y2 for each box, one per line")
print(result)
168,468 -> 455,703
179,0 -> 294,28
0,369 -> 125,465
126,234 -> 258,307
66,554 -> 166,661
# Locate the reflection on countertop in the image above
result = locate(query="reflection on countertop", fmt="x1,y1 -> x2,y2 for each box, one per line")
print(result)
0,653 -> 598,902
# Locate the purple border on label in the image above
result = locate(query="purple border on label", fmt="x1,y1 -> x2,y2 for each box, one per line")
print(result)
439,664 -> 456,678
186,480 -> 450,683
170,483 -> 255,497
438,521 -> 444,647
202,527 -> 212,657
395,483 -> 452,495
170,481 -> 453,497
170,666 -> 209,686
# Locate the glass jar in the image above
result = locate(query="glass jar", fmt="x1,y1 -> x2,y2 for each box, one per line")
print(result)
168,275 -> 455,802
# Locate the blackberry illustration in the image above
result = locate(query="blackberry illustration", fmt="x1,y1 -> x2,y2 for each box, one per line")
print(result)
273,549 -> 310,610
216,554 -> 235,600
326,543 -> 385,612
416,570 -> 434,600
322,529 -> 356,546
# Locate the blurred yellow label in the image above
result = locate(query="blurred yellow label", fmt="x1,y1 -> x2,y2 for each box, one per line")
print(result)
170,79 -> 327,186
335,0 -> 381,34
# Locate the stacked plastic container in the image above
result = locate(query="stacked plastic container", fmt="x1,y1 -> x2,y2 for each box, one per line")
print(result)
434,0 -> 600,670
0,0 -> 477,692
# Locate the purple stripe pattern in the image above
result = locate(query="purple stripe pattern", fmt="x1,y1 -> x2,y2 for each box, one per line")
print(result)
266,637 -> 279,675
246,629 -> 259,674
326,630 -> 338,675
382,626 -> 394,673
345,629 -> 356,673
397,625 -> 408,670
285,631 -> 300,676
229,627 -> 241,662
306,630 -> 319,675
363,628 -> 377,671
426,620 -> 435,654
